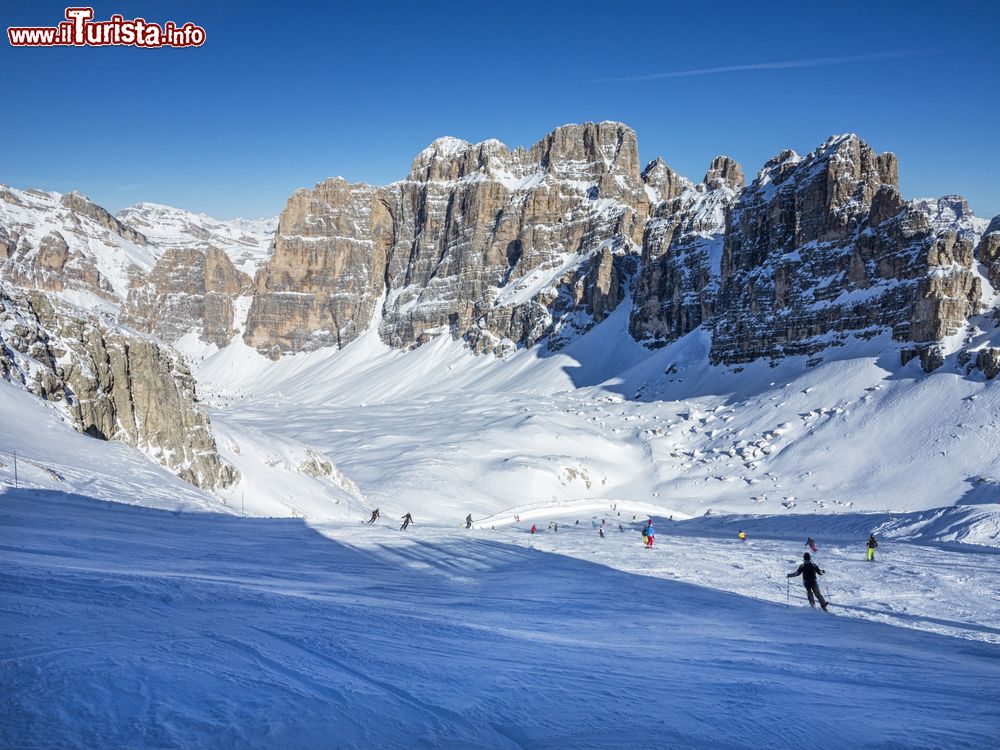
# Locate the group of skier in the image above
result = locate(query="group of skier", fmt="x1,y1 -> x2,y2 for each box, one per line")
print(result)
784,532 -> 879,612
366,506 -> 882,612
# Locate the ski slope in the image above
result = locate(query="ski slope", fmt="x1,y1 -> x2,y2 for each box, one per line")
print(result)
2,489 -> 998,749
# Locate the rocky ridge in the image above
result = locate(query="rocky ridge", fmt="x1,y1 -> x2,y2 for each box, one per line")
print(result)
3,124 -> 999,381
0,283 -> 237,489
243,124 -> 998,375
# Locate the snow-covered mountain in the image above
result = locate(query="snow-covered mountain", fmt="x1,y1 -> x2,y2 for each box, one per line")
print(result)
2,124 -> 1000,750
2,123 -> 1000,524
0,184 -> 156,311
116,201 -> 276,276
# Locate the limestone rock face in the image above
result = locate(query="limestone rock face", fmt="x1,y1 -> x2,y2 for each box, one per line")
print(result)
0,285 -> 237,489
123,246 -> 252,347
641,158 -> 693,203
703,156 -> 745,191
710,135 -> 978,370
630,161 -> 741,346
0,185 -> 155,304
976,215 -> 1000,288
60,191 -> 148,246
243,179 -> 394,358
246,122 -> 650,357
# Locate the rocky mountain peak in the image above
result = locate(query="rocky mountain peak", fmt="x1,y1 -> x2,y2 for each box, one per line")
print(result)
703,156 -> 745,191
641,157 -> 693,203
60,191 -> 148,246
529,122 -> 642,185
407,137 -> 515,182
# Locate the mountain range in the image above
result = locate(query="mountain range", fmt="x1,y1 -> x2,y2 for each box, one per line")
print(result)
2,122 -> 999,515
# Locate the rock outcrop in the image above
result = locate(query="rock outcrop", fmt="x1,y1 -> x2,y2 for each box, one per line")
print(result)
243,179 -> 393,357
976,215 -> 1000,288
244,122 -> 650,358
711,135 -> 980,370
630,160 -> 741,346
0,285 -> 237,489
123,246 -> 252,347
703,156 -> 745,191
0,185 -> 154,303
60,191 -> 148,246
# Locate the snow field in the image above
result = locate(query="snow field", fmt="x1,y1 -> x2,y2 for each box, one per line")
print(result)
2,489 -> 998,749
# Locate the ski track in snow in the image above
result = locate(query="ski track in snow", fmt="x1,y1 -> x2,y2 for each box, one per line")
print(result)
2,490 -> 999,749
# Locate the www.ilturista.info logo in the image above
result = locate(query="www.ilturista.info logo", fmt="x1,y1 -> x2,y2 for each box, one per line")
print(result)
8,7 -> 205,48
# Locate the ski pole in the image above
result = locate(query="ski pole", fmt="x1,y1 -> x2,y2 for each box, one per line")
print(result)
786,576 -> 790,608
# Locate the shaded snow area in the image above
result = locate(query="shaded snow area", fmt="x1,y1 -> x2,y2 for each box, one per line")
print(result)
3,490 -> 998,750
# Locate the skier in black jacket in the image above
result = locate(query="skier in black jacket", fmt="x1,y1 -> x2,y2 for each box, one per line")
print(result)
787,552 -> 828,610
867,533 -> 878,562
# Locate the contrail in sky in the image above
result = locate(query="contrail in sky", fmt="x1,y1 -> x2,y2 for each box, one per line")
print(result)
592,51 -> 919,83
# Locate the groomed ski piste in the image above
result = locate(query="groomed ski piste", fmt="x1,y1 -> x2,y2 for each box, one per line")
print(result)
3,299 -> 1000,748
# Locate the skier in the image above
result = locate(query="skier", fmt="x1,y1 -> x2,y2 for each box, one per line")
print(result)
641,523 -> 649,546
530,524 -> 537,534
553,522 -> 558,533
805,536 -> 817,552
787,552 -> 828,610
515,514 -> 520,523
645,521 -> 655,548
400,512 -> 413,531
867,533 -> 878,562
591,519 -> 598,529
618,524 -> 624,532
738,530 -> 747,543
465,513 -> 473,529
599,527 -> 605,538
367,508 -> 380,524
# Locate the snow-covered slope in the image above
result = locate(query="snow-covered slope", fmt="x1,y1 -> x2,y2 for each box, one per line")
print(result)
2,486 -> 998,749
117,201 -> 276,275
190,293 -> 1000,536
0,184 -> 156,307
0,378 -> 362,519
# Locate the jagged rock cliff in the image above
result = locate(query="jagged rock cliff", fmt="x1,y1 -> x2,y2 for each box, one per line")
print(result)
244,122 -> 649,358
0,186 -> 155,304
0,284 -> 237,489
630,158 -> 741,346
123,246 -> 252,347
243,179 -> 392,357
976,215 -> 1000,289
3,125 -> 995,377
241,126 -> 992,370
711,135 -> 981,369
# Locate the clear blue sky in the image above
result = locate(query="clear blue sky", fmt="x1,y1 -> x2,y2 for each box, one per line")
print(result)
2,0 -> 998,220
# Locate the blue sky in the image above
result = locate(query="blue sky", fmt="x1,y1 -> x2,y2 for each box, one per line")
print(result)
2,0 -> 998,219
